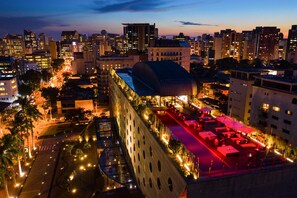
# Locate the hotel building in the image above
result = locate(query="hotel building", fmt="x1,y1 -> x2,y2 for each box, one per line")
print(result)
109,62 -> 297,198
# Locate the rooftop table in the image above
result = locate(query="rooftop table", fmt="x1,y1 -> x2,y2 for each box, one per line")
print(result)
240,143 -> 257,148
184,120 -> 198,127
199,131 -> 217,141
217,145 -> 240,157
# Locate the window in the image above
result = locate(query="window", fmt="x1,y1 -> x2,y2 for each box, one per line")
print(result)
143,150 -> 146,159
285,110 -> 293,115
143,135 -> 145,145
262,103 -> 269,111
149,146 -> 153,157
137,127 -> 140,134
282,129 -> 290,134
284,120 -> 291,125
292,98 -> 297,104
168,178 -> 173,192
272,106 -> 280,112
157,178 -> 161,190
138,153 -> 140,161
149,178 -> 152,188
158,161 -> 161,172
143,178 -> 146,187
272,115 -> 279,120
271,124 -> 277,129
149,162 -> 152,172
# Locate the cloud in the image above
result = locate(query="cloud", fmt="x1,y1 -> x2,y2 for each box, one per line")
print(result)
178,20 -> 218,26
91,0 -> 175,13
0,16 -> 71,37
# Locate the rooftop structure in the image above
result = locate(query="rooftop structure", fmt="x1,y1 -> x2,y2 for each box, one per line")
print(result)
109,62 -> 297,197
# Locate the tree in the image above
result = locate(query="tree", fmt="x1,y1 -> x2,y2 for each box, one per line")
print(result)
19,70 -> 42,91
169,139 -> 182,154
13,96 -> 42,158
7,126 -> 25,177
0,134 -> 14,198
41,87 -> 59,105
18,83 -> 33,96
41,69 -> 53,83
64,108 -> 86,124
216,58 -> 238,70
52,59 -> 64,72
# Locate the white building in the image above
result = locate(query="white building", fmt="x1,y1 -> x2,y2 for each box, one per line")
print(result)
0,77 -> 18,103
228,68 -> 268,124
251,75 -> 297,146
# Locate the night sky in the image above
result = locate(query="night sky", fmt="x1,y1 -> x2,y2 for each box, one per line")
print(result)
0,0 -> 296,39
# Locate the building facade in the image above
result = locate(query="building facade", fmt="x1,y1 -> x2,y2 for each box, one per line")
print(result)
24,50 -> 51,69
96,55 -> 140,101
123,23 -> 158,52
228,69 -> 268,124
3,34 -> 24,58
287,25 -> 297,63
148,40 -> 191,72
0,77 -> 18,103
251,75 -> 297,146
24,29 -> 37,53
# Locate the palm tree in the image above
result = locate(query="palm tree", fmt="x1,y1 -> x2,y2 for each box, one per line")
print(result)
26,104 -> 42,150
13,96 -> 42,158
0,135 -> 14,198
7,126 -> 25,177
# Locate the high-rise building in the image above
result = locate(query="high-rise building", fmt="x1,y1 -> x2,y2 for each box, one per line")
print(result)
24,30 -> 37,53
254,27 -> 280,62
287,25 -> 297,63
123,23 -> 158,52
148,39 -> 191,72
228,68 -> 269,124
0,39 -> 5,56
242,31 -> 256,61
189,40 -> 201,56
220,29 -> 242,61
277,39 -> 288,60
0,56 -> 16,78
24,50 -> 51,69
3,34 -> 24,58
213,35 -> 222,61
251,73 -> 297,146
61,31 -> 79,44
199,34 -> 214,65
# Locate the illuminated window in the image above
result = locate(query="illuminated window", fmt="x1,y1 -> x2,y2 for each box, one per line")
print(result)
285,110 -> 293,115
262,103 -> 269,111
272,106 -> 280,112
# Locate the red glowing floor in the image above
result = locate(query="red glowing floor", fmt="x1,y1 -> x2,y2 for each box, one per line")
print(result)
155,110 -> 287,176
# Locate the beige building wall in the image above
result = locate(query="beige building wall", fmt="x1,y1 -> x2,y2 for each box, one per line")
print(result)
251,86 -> 297,146
109,79 -> 187,198
228,77 -> 253,124
148,47 -> 191,72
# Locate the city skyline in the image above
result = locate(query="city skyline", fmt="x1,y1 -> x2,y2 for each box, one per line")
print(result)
0,0 -> 296,39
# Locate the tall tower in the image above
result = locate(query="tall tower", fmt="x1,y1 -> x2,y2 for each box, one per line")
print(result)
254,27 -> 280,63
123,23 -> 158,52
24,30 -> 37,53
287,25 -> 297,63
